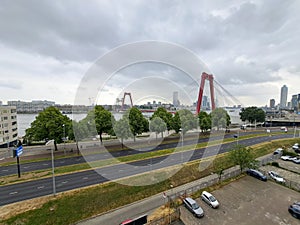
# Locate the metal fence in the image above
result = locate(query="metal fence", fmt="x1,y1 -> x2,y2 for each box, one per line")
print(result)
147,209 -> 180,225
259,169 -> 300,192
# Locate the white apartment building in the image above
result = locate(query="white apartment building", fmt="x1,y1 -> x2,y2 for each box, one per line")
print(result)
0,106 -> 18,148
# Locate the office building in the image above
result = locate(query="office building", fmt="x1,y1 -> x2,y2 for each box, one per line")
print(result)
270,99 -> 275,108
0,106 -> 18,148
7,100 -> 55,113
173,91 -> 180,107
280,85 -> 288,108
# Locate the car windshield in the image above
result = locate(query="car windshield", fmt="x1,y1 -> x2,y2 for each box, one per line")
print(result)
209,196 -> 216,202
192,203 -> 199,210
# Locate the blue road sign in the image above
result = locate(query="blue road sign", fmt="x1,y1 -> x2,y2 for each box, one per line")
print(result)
16,146 -> 23,157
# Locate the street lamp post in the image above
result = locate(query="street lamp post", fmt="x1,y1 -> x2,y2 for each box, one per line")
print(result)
179,129 -> 184,163
234,132 -> 239,145
46,140 -> 56,196
63,124 -> 66,155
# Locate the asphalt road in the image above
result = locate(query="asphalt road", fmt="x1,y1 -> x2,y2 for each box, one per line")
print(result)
0,131 -> 262,176
0,133 -> 292,206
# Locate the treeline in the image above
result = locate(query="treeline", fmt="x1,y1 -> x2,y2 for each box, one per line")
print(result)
24,105 -> 265,150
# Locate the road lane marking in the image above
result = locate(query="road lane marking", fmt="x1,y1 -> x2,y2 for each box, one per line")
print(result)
2,169 -> 9,172
83,177 -> 88,180
37,186 -> 44,189
43,163 -> 49,166
9,192 -> 18,195
61,181 -> 68,184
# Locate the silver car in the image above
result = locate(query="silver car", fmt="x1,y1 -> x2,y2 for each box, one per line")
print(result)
183,197 -> 204,217
201,191 -> 219,208
268,171 -> 285,183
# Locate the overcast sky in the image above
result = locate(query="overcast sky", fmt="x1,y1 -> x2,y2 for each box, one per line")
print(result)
1,0 -> 300,107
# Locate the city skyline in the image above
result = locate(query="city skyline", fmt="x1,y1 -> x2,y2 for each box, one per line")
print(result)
1,1 -> 300,107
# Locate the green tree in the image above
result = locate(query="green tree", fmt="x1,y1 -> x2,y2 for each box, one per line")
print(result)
84,105 -> 115,144
172,112 -> 181,133
198,111 -> 211,132
178,109 -> 198,135
240,106 -> 266,124
25,106 -> 71,150
150,117 -> 167,139
113,118 -> 133,149
128,107 -> 148,141
229,145 -> 257,172
210,108 -> 231,130
151,107 -> 173,132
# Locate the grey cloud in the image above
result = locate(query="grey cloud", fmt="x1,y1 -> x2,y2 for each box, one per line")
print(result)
0,80 -> 22,89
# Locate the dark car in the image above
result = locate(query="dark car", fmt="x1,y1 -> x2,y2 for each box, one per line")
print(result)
183,197 -> 204,218
289,203 -> 300,219
246,169 -> 267,181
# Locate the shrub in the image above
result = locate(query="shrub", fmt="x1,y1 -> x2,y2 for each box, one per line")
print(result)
271,162 -> 279,167
282,150 -> 298,157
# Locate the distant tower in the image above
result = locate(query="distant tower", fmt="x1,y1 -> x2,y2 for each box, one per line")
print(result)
202,96 -> 208,109
270,99 -> 275,108
280,85 -> 288,108
173,91 -> 180,107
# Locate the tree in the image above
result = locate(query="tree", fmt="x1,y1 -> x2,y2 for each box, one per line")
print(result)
84,105 -> 115,144
229,145 -> 257,172
150,117 -> 167,139
25,106 -> 72,150
240,106 -> 266,124
128,107 -> 148,141
178,109 -> 198,135
113,117 -> 133,149
210,108 -> 231,131
172,112 -> 181,133
151,107 -> 173,132
198,111 -> 211,132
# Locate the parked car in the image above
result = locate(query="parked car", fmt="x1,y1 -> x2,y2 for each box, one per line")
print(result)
281,155 -> 296,161
292,157 -> 300,164
268,171 -> 285,183
273,148 -> 283,155
246,169 -> 267,181
183,197 -> 204,218
288,202 -> 300,219
201,191 -> 219,208
292,143 -> 299,150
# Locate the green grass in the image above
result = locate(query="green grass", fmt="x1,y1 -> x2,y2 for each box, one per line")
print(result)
2,138 -> 299,225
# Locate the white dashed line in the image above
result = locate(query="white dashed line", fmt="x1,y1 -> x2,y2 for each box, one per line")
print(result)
2,169 -> 9,172
43,163 -> 49,166
61,181 -> 68,184
37,186 -> 44,189
9,192 -> 18,195
83,177 -> 88,180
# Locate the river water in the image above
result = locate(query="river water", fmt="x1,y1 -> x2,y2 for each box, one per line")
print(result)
16,112 -> 151,137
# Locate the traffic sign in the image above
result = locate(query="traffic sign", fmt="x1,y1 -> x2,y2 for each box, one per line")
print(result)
16,145 -> 23,157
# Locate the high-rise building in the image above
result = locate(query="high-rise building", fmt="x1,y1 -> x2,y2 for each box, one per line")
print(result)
280,85 -> 288,108
291,95 -> 298,110
0,106 -> 18,148
270,99 -> 275,108
173,91 -> 180,107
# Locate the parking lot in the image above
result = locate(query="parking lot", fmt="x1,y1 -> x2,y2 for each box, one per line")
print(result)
180,176 -> 300,225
